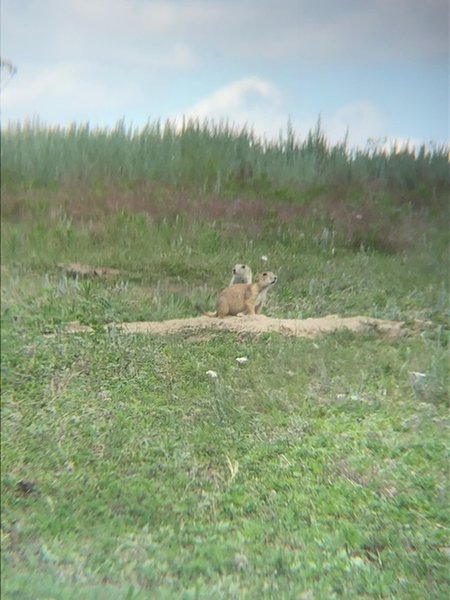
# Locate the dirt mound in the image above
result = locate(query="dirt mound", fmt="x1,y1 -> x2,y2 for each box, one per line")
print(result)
61,314 -> 409,338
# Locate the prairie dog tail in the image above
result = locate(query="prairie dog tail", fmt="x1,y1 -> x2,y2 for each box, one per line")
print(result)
195,304 -> 216,317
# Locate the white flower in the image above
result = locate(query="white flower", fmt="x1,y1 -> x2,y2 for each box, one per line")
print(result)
206,370 -> 218,378
261,255 -> 268,262
236,357 -> 248,364
409,371 -> 427,393
409,371 -> 426,382
234,553 -> 248,571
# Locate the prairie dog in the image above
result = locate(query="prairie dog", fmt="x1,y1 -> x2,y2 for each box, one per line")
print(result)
230,263 -> 252,285
255,285 -> 272,314
205,271 -> 277,318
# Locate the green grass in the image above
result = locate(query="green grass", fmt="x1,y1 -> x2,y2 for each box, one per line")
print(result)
2,326 -> 448,599
1,127 -> 449,598
1,119 -> 448,194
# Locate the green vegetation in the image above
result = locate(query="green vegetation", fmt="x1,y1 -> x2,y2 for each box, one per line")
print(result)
2,118 -> 448,193
1,121 -> 449,598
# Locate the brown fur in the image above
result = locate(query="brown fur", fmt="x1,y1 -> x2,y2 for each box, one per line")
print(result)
204,271 -> 277,318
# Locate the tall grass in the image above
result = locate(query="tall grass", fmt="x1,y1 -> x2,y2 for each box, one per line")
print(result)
1,118 -> 448,194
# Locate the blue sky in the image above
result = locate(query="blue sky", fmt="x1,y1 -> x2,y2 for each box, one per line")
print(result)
1,0 -> 448,148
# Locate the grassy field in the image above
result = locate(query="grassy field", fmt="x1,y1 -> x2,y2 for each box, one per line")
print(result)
1,122 -> 449,599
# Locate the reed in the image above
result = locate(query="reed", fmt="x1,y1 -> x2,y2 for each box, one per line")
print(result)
2,118 -> 448,193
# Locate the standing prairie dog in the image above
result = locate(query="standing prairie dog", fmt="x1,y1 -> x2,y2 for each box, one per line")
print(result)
230,263 -> 252,285
204,272 -> 277,318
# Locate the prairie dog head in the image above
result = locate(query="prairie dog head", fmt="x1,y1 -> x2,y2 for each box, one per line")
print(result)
254,271 -> 278,289
230,263 -> 252,285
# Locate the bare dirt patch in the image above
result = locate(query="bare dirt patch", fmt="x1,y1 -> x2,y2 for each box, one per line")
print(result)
60,314 -> 408,338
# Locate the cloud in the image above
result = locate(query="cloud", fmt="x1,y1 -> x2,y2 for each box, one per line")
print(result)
275,0 -> 450,63
321,102 -> 430,150
322,101 -> 387,148
112,44 -> 197,70
1,64 -> 142,124
2,0 -> 447,72
174,77 -> 287,136
1,0 -> 199,72
1,1 -> 446,144
175,78 -> 392,147
183,77 -> 281,116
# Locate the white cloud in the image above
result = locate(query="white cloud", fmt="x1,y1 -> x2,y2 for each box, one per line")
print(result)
320,103 -> 425,150
0,60 -> 422,149
174,77 -> 287,137
1,64 -> 142,124
113,44 -> 197,70
175,80 -> 394,148
1,1 -> 446,144
2,0 -> 447,72
1,0 -> 199,73
322,101 -> 387,148
184,77 -> 281,116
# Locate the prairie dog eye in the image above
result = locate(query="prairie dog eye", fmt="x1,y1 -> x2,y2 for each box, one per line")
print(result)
263,272 -> 267,276
242,265 -> 246,269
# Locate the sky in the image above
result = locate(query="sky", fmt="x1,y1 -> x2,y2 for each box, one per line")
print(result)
1,0 -> 448,148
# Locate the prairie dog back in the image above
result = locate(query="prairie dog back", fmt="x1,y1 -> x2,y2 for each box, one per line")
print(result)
205,271 -> 277,318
